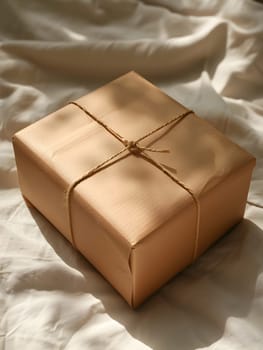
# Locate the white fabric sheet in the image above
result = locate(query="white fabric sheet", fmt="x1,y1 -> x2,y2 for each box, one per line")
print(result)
0,1 -> 263,349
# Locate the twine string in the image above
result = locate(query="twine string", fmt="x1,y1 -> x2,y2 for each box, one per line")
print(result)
66,102 -> 200,261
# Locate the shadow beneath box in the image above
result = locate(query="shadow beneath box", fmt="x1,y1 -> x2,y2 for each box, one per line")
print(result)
30,204 -> 263,350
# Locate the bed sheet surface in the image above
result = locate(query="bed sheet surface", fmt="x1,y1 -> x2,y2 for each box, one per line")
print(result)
0,1 -> 263,349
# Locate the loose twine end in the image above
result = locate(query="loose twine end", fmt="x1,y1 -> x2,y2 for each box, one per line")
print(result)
123,139 -> 170,155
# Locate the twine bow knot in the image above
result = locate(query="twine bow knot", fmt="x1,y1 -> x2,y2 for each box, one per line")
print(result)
123,140 -> 141,155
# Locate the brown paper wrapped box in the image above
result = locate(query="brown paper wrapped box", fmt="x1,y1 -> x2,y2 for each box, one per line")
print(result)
13,72 -> 255,308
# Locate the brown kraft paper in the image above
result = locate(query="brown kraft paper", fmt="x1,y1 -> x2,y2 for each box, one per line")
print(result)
12,71 -> 256,308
